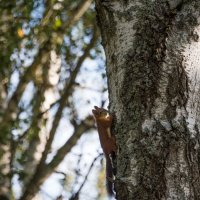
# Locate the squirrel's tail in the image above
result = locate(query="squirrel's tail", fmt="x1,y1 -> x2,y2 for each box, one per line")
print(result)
106,153 -> 116,198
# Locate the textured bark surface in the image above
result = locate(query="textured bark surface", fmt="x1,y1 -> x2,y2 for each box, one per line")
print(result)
96,0 -> 200,199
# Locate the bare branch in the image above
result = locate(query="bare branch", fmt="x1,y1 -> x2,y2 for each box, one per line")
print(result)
68,0 -> 93,27
37,25 -> 98,168
19,115 -> 95,200
19,27 -> 98,199
69,153 -> 103,200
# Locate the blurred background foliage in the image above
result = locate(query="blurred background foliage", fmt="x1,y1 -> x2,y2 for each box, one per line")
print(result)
0,0 -> 108,199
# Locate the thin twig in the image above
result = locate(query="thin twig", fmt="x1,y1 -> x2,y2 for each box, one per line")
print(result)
69,153 -> 103,200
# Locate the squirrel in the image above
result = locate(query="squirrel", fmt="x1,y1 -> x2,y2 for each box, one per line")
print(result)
92,106 -> 117,197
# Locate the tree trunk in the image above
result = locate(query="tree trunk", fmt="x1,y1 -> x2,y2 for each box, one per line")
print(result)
96,0 -> 200,199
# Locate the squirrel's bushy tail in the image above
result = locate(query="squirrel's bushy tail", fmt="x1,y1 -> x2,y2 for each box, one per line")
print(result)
106,153 -> 116,198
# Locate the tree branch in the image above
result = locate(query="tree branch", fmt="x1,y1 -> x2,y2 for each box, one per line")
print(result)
0,0 -> 94,136
37,25 -> 98,168
0,0 -> 56,131
69,153 -> 103,200
19,115 -> 95,200
68,0 -> 93,27
19,27 -> 98,199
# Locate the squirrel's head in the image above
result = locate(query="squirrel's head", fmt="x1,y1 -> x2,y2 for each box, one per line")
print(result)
92,106 -> 113,126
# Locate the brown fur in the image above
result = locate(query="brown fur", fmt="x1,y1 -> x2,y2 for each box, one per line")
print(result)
92,106 -> 117,197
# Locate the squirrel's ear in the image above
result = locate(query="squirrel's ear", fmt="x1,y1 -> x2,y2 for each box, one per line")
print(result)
94,106 -> 100,110
92,109 -> 98,116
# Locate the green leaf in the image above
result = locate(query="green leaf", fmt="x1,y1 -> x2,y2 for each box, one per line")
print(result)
53,18 -> 62,29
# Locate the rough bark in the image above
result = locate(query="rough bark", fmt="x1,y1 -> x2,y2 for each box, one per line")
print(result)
96,0 -> 200,199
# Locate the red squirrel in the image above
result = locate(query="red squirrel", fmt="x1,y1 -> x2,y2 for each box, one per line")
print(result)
92,106 -> 117,197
